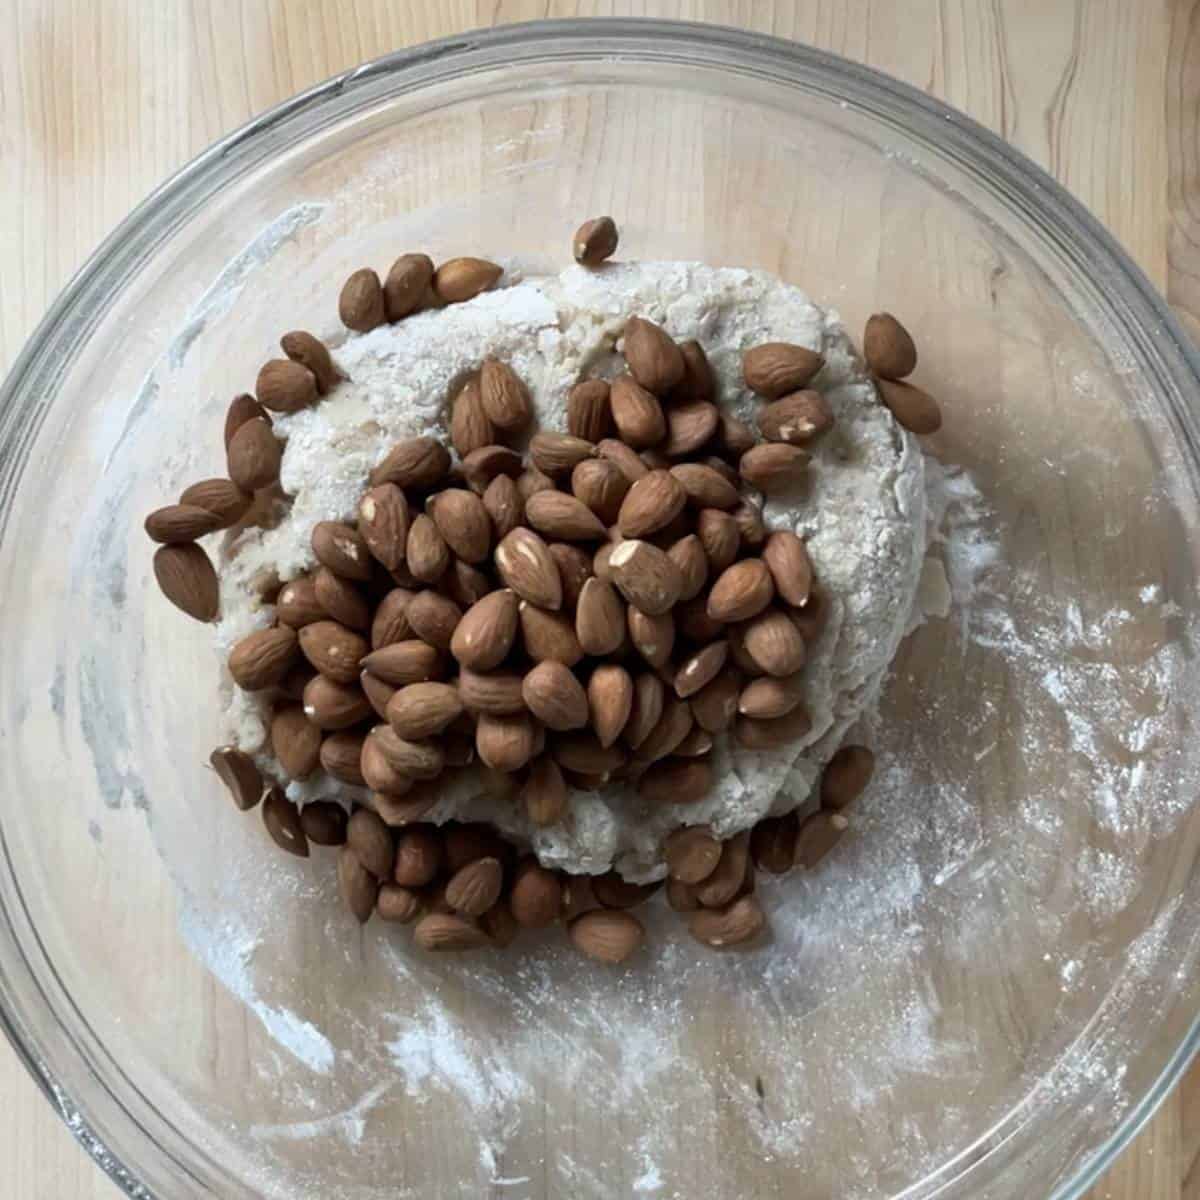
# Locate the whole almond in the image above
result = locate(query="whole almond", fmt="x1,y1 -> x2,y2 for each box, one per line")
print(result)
449,373 -> 495,457
280,330 -> 339,394
864,312 -> 918,379
739,443 -> 809,493
663,400 -> 719,458
795,810 -> 850,868
144,503 -> 222,544
548,543 -> 592,610
298,620 -> 368,684
667,877 -> 700,912
667,535 -> 708,602
742,608 -> 807,676
694,832 -> 749,907
743,342 -> 824,398
635,697 -> 694,764
570,909 -> 644,964
639,757 -> 713,805
361,669 -> 397,719
479,357 -> 532,431
525,490 -> 607,541
228,626 -> 298,690
371,786 -> 439,826
339,268 -> 386,331
224,393 -> 268,449
702,455 -> 741,486
357,484 -> 409,571
457,667 -> 526,715
319,731 -> 368,784
154,544 -> 220,619
627,605 -> 675,669
609,374 -> 666,448
371,588 -> 415,648
596,436 -> 650,482
494,527 -> 562,610
624,672 -> 666,750
370,437 -> 451,489
263,788 -> 310,858
671,340 -> 715,403
567,379 -> 613,441
517,464 -> 558,502
617,469 -> 687,539
575,577 -> 625,656
726,623 -> 764,678
370,725 -> 444,780
715,411 -> 756,457
734,706 -> 813,750
226,418 -> 281,492
670,463 -> 739,510
406,514 -> 450,583
462,444 -> 524,492
608,540 -> 682,615
731,498 -> 766,547
677,594 -> 724,643
665,825 -> 721,883
623,316 -> 684,393
179,478 -> 254,528
697,509 -> 740,573
523,756 -> 568,826
689,895 -> 766,947
347,808 -> 396,878
312,521 -> 371,582
877,378 -> 942,435
674,641 -> 729,699
313,566 -> 369,630
591,872 -> 659,910
302,674 -> 371,730
483,474 -> 523,540
588,664 -> 634,748
708,559 -> 774,623
414,912 -> 489,951
383,252 -> 435,321
690,667 -> 742,733
509,860 -> 564,928
573,216 -> 619,266
445,857 -> 504,917
738,673 -> 806,719
451,589 -> 519,670
377,884 -> 422,924
434,256 -> 502,303
360,639 -> 445,686
522,603 -> 589,667
762,531 -> 813,607
299,800 -> 349,846
759,390 -> 835,444
256,358 -> 317,414
820,744 -> 876,811
551,733 -> 628,775
428,489 -> 492,564
210,746 -> 263,811
338,846 -> 378,923
571,458 -> 630,526
790,583 -> 829,643
403,591 -> 462,651
393,826 -> 443,886
530,432 -> 596,478
750,813 -> 799,874
386,681 -> 464,738
522,660 -> 588,730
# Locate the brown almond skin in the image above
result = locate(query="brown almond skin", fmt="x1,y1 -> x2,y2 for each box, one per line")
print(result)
667,534 -> 708,603
695,832 -> 750,907
300,800 -> 349,846
548,543 -> 592,610
638,757 -> 713,805
750,813 -> 799,874
759,390 -> 835,444
509,859 -> 564,928
494,527 -> 562,610
734,706 -> 813,750
434,257 -> 502,303
386,681 -> 464,738
743,342 -> 824,398
376,884 -> 422,924
370,437 -> 451,490
475,712 -> 539,771
371,588 -> 415,648
457,667 -> 526,715
361,639 -> 445,686
570,909 -> 644,964
551,732 -> 628,775
277,576 -> 326,629
795,810 -> 850,868
762,531 -> 814,607
338,847 -> 378,923
671,340 -> 716,404
739,443 -> 809,494
406,514 -> 450,583
525,491 -> 608,542
667,877 -> 701,913
281,330 -> 340,394
820,745 -> 876,811
451,589 -> 519,670
530,431 -> 597,478
361,670 -> 397,719
144,503 -> 223,544
450,374 -> 495,457
393,825 -> 443,887
256,358 -> 318,414
697,509 -> 739,573
429,489 -> 492,564
320,731 -> 368,784
358,484 -> 409,572
312,521 -> 372,582
414,912 -> 490,951
690,668 -> 742,734
523,756 -> 569,826
210,746 -> 263,811
877,378 -> 943,435
627,606 -> 675,669
229,626 -> 300,691
302,674 -> 372,730
313,567 -> 370,631
179,478 -> 254,528
609,539 -> 682,616
864,312 -> 918,380
635,698 -> 694,763
573,216 -> 619,266
591,872 -> 659,910
738,674 -> 806,720
662,400 -> 719,458
339,268 -> 386,332
707,559 -> 775,623
623,316 -> 684,394
715,411 -> 756,458
596,437 -> 650,483
153,542 -> 221,621
665,825 -> 722,883
731,499 -> 767,548
572,458 -> 630,526
588,664 -> 634,748
383,253 -> 435,321
674,641 -> 729,699
689,895 -> 766,947
298,620 -> 369,685
519,602 -> 584,666
609,374 -> 666,449
445,857 -> 504,917
483,474 -> 523,541
617,470 -> 687,539
263,788 -> 309,858
348,808 -> 396,879
226,418 -> 281,492
576,576 -> 625,656
522,661 -> 589,730
224,393 -> 268,450
670,463 -> 739,510
463,445 -> 524,492
567,379 -> 613,441
624,672 -> 666,751
480,357 -> 533,431
742,608 -> 807,677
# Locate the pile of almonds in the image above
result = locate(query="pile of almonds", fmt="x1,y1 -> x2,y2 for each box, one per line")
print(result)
147,217 -> 941,964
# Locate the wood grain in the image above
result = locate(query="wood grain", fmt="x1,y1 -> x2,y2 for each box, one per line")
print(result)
0,2 -> 1190,1197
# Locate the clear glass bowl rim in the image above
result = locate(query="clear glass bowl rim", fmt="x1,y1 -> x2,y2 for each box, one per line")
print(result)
1,17 -> 1198,1199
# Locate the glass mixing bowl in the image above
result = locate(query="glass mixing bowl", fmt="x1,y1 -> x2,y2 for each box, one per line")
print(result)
2,19 -> 1199,1200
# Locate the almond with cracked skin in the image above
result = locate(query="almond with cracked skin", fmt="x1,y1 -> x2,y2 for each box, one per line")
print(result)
662,400 -> 719,458
302,674 -> 372,730
179,478 -> 253,528
509,859 -> 564,928
406,514 -> 451,583
281,330 -> 339,393
312,521 -> 371,582
570,909 -> 644,964
519,602 -> 584,666
386,681 -> 464,738
370,437 -> 451,490
451,589 -> 519,670
707,559 -> 774,623
480,356 -> 533,432
623,316 -> 684,393
358,484 -> 409,571
434,256 -> 502,304
573,216 -> 619,266
298,620 -> 368,684
609,539 -> 682,615
525,490 -> 608,542
144,504 -> 222,544
494,527 -> 561,610
522,660 -> 588,730
360,639 -> 445,687
697,509 -> 739,573
864,312 -> 918,379
211,746 -> 263,811
674,640 -> 729,699
575,577 -> 625,656
743,342 -> 824,398
567,379 -> 612,441
759,390 -> 835,444
457,667 -> 526,715
572,457 -> 630,525
313,566 -> 369,631
414,912 -> 489,951
750,813 -> 799,874
638,757 -> 713,805
795,810 -> 850,868
624,672 -> 665,751
820,744 -> 876,811
482,474 -> 523,541
339,268 -> 386,331
617,469 -> 687,538
338,846 -> 378,923
428,488 -> 492,564
877,378 -> 942,434
627,605 -> 674,669
445,857 -> 504,917
226,418 -> 281,492
610,374 -> 666,448
383,252 -> 435,321
229,626 -> 299,690
667,534 -> 707,602
476,712 -> 539,771
734,705 -> 813,750
548,542 -> 592,610
689,667 -> 742,733
588,664 -> 634,748
738,673 -> 806,719
256,358 -> 318,414
742,608 -> 807,677
689,895 -> 766,947
739,443 -> 809,494
665,825 -> 722,883
523,755 -> 568,826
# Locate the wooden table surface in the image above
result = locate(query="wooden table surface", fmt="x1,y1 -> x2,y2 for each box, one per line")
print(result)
1,1 -> 1197,1196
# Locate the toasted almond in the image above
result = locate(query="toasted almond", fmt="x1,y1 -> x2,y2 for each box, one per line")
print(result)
738,673 -> 806,719
627,605 -> 675,669
370,725 -> 444,780
525,490 -> 608,542
689,894 -> 765,947
671,340 -> 715,403
623,316 -> 684,393
144,503 -> 222,544
761,531 -> 813,607
635,698 -> 694,763
522,756 -> 568,826
360,639 -> 445,687
609,374 -> 666,448
591,872 -> 659,910
575,577 -> 625,656
263,787 -> 309,857
226,417 -> 281,492
310,521 -> 370,582
414,911 -> 489,951
570,909 -> 643,964
665,825 -> 722,883
820,744 -> 875,811
210,746 -> 263,811
434,256 -> 502,303
392,826 -> 443,887
406,514 -> 450,583
616,469 -> 687,539
759,390 -> 835,444
457,667 -> 526,715
297,620 -> 368,684
731,498 -> 766,547
256,358 -> 317,415
877,378 -> 942,434
567,379 -> 613,441
624,672 -> 666,751
478,356 -> 532,431
608,539 -> 682,615
339,268 -> 385,331
280,330 -> 339,394
519,603 -> 584,666
482,474 -> 523,541
739,443 -> 809,493
451,589 -> 519,670
228,626 -> 298,690
663,400 -> 719,458
864,312 -> 918,379
178,478 -> 254,528
370,588 -> 415,648
689,667 -> 742,733
667,534 -> 708,603
312,566 -> 369,631
674,641 -> 729,699
549,543 -> 592,610
750,813 -> 799,874
596,436 -> 651,482
573,215 -> 619,266
426,488 -> 491,564
346,808 -> 396,879
302,674 -> 371,730
522,661 -> 588,730
299,800 -> 348,846
795,810 -> 849,868
509,859 -> 564,928
445,857 -> 504,917
551,732 -> 627,775
676,595 -> 724,643
587,664 -> 633,748
383,252 -> 435,321
571,457 -> 631,525
638,757 -> 712,805
694,832 -> 749,907
355,484 -> 408,571
376,883 -> 422,924
475,712 -> 538,771
734,706 -> 813,750
338,846 -> 378,923
707,559 -> 774,623
370,436 -> 452,489
223,393 -> 268,449
743,342 -> 824,398
385,681 -> 463,739
696,509 -> 740,573
494,527 -> 561,610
